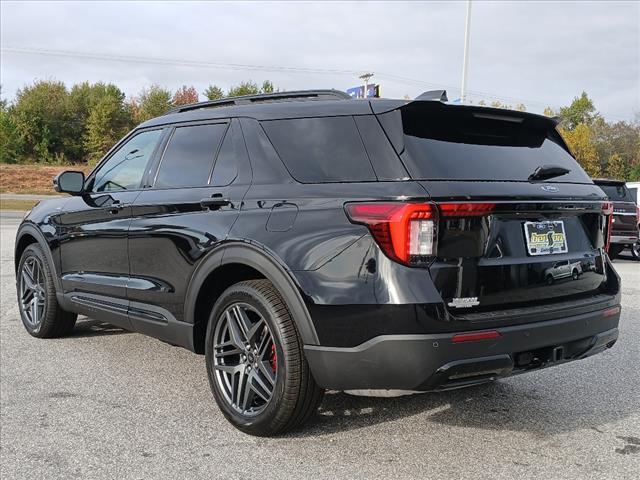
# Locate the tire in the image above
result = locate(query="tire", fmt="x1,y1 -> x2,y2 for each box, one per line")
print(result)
571,269 -> 579,280
545,274 -> 554,285
632,241 -> 640,261
16,244 -> 77,338
608,244 -> 623,260
205,279 -> 324,436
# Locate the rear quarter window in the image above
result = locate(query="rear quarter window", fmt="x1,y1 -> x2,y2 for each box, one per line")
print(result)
262,116 -> 376,183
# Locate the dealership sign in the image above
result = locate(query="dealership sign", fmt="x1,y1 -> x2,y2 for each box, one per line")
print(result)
346,84 -> 380,99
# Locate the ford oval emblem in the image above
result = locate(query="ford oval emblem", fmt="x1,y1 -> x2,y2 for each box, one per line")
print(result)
541,185 -> 559,192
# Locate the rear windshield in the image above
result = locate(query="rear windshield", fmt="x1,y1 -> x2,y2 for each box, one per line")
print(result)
397,104 -> 592,183
598,184 -> 631,201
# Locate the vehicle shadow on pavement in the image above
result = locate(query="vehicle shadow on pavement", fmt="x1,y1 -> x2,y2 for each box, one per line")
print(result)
70,318 -> 131,338
288,376 -> 638,438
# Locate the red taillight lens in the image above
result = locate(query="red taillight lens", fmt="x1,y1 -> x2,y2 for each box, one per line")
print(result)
452,330 -> 501,343
345,201 -> 496,265
344,202 -> 438,264
439,202 -> 496,217
602,201 -> 613,252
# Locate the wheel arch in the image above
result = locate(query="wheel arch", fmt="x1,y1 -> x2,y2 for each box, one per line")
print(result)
14,224 -> 63,294
186,242 -> 319,354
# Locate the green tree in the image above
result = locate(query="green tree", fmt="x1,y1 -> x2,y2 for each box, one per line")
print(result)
172,85 -> 199,106
227,81 -> 260,97
11,80 -> 73,163
558,91 -> 597,130
68,82 -> 130,161
559,123 -> 601,177
543,106 -> 556,117
0,108 -> 24,163
203,84 -> 224,100
261,80 -> 276,94
83,92 -> 132,164
135,85 -> 172,122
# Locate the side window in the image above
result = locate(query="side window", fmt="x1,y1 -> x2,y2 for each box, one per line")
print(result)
262,116 -> 376,183
210,124 -> 239,186
154,123 -> 227,189
92,129 -> 162,192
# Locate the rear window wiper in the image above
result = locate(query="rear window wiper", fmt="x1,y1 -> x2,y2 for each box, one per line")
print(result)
528,164 -> 571,182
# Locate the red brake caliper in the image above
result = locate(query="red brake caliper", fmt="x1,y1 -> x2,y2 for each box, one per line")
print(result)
270,343 -> 277,373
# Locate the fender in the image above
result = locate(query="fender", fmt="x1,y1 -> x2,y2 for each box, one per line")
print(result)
184,241 -> 320,345
15,223 -> 64,296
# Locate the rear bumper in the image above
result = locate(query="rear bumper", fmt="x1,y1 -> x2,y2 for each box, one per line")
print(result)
611,234 -> 638,245
304,306 -> 620,391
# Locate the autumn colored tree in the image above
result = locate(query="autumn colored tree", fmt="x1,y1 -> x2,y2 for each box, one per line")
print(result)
606,153 -> 627,180
559,123 -> 601,177
172,85 -> 199,106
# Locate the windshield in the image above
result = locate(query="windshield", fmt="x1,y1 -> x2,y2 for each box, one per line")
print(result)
397,105 -> 592,183
599,184 -> 631,202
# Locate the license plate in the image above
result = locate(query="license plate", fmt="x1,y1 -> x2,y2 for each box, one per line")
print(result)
524,221 -> 568,256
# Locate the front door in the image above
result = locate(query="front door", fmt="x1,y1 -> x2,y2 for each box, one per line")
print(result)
56,128 -> 165,326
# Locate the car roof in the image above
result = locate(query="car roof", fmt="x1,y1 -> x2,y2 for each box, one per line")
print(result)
138,93 -> 558,130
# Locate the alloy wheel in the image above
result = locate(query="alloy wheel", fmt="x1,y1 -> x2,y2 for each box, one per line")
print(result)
19,256 -> 46,329
212,303 -> 277,416
632,241 -> 640,260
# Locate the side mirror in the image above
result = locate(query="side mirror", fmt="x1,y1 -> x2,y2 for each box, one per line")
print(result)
53,171 -> 85,195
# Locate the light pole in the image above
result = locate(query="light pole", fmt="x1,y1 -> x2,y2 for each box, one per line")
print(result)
460,0 -> 472,104
359,73 -> 374,99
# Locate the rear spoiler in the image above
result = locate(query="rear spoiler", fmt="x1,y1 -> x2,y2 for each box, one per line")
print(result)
370,89 -> 560,127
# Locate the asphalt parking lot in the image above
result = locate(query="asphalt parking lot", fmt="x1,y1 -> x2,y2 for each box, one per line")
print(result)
1,211 -> 638,479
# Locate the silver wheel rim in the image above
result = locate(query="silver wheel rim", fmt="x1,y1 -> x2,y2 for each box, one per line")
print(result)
633,242 -> 640,258
212,303 -> 277,416
19,256 -> 46,329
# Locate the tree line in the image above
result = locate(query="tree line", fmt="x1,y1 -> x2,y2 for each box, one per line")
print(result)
1,81 -> 638,180
0,80 -> 275,165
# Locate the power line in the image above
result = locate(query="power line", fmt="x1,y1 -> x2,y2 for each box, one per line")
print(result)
1,46 -> 630,119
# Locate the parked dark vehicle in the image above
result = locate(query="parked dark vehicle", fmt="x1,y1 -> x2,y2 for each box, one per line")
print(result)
593,179 -> 639,260
15,90 -> 621,436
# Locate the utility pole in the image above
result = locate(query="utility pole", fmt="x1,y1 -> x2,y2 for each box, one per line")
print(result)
359,73 -> 374,99
460,0 -> 472,104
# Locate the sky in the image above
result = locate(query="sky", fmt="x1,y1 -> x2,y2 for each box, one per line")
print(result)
1,0 -> 639,120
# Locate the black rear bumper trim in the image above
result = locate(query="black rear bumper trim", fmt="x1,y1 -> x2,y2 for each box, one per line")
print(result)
304,306 -> 620,391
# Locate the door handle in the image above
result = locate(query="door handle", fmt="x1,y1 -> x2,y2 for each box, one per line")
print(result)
201,194 -> 231,209
108,200 -> 126,215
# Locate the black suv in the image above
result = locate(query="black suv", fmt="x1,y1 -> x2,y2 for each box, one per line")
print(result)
15,90 -> 621,436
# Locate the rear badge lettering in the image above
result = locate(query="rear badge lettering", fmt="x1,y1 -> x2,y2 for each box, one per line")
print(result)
448,297 -> 480,308
541,185 -> 559,192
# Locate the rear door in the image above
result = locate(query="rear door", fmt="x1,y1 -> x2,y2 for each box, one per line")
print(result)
127,119 -> 251,337
377,102 -> 611,314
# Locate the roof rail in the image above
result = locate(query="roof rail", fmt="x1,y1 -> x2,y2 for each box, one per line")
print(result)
166,89 -> 352,115
415,90 -> 448,102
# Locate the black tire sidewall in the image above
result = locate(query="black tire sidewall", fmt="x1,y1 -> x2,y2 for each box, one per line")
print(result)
205,283 -> 292,435
17,244 -> 51,336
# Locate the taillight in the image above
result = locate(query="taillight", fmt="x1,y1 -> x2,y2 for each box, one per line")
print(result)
344,201 -> 496,266
439,202 -> 496,217
344,202 -> 438,265
602,201 -> 613,252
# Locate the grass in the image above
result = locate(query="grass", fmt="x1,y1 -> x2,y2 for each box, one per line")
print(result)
0,199 -> 39,211
0,164 -> 92,195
